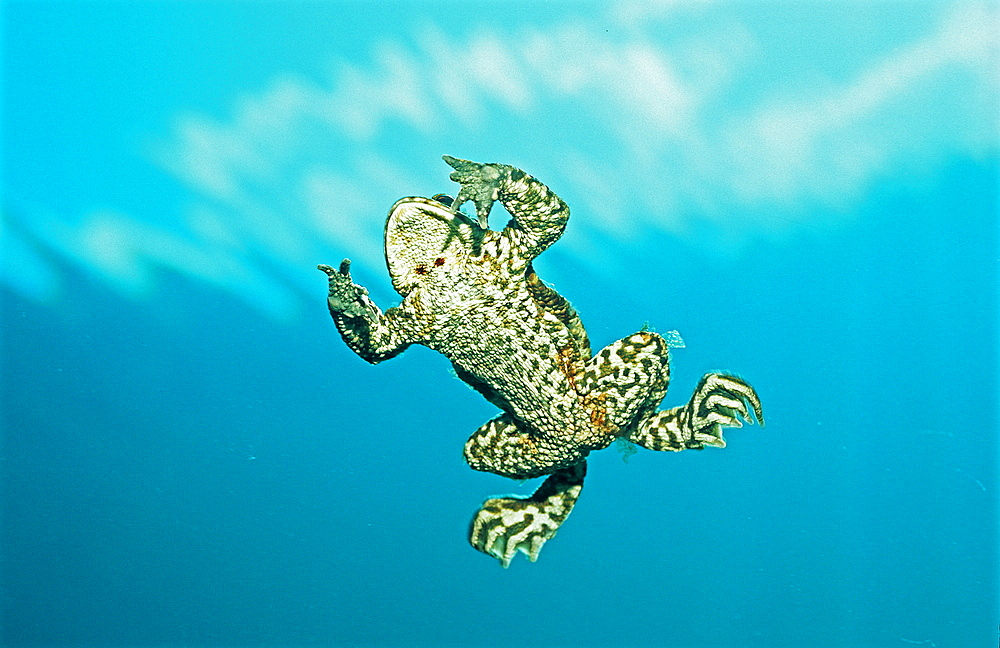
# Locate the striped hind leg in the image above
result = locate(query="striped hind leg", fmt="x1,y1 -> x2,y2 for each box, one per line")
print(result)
463,413 -> 586,480
579,331 -> 673,437
629,373 -> 764,451
463,414 -> 587,566
468,461 -> 586,568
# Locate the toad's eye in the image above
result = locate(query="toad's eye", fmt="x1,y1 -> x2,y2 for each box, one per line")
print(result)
434,257 -> 445,267
432,194 -> 454,208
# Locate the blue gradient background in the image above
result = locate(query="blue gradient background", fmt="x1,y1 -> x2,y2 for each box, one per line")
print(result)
2,2 -> 997,647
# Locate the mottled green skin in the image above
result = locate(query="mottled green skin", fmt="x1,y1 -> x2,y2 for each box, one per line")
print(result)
320,156 -> 763,567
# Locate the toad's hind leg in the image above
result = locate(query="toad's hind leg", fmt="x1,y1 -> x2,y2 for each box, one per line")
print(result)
583,333 -> 763,450
469,461 -> 586,568
463,415 -> 587,566
463,413 -> 586,480
581,331 -> 673,435
629,373 -> 764,451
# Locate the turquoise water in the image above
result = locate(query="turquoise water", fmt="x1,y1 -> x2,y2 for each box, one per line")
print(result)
3,2 -> 997,646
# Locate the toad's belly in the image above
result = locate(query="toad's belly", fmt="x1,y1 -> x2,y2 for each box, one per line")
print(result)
431,307 -> 593,437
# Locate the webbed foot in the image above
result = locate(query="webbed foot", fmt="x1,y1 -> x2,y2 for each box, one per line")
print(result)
685,373 -> 764,448
630,373 -> 763,452
469,462 -> 585,568
443,155 -> 512,229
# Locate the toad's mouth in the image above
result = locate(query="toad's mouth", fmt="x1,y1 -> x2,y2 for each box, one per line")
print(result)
387,196 -> 475,232
431,193 -> 455,209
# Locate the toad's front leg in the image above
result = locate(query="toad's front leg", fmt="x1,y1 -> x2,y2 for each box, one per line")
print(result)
443,155 -> 569,264
318,260 -> 424,364
442,155 -> 510,229
319,259 -> 371,318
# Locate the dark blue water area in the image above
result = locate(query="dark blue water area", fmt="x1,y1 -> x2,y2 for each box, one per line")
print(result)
2,159 -> 996,647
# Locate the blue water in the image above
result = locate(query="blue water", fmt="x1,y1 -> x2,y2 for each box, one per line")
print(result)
2,2 -> 997,647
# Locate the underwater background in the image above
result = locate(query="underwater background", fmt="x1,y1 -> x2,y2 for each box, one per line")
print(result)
2,1 -> 997,647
